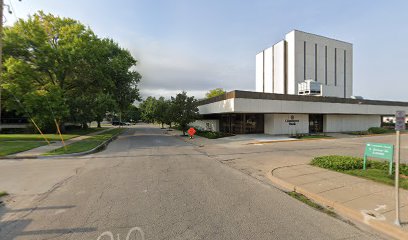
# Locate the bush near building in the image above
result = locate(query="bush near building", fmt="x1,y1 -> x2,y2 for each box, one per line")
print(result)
195,130 -> 233,139
348,127 -> 394,135
367,127 -> 390,134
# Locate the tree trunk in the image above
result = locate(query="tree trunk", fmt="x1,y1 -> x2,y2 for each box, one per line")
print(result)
82,122 -> 88,129
59,122 -> 66,133
97,121 -> 101,128
161,122 -> 164,128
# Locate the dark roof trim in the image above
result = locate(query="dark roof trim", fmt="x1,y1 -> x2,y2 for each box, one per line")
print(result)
197,90 -> 408,107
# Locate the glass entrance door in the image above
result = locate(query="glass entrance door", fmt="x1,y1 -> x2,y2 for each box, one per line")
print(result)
309,114 -> 323,133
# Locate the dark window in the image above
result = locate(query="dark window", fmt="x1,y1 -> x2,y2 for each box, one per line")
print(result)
344,50 -> 346,98
334,48 -> 337,86
315,43 -> 317,81
219,114 -> 264,134
325,46 -> 327,85
272,46 -> 274,92
304,41 -> 306,80
262,51 -> 265,92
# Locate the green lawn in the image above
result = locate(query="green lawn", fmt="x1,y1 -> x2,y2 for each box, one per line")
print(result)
287,191 -> 337,217
0,127 -> 108,156
45,128 -> 125,155
0,141 -> 48,156
344,169 -> 408,189
311,155 -> 408,190
0,128 -> 106,142
0,191 -> 8,197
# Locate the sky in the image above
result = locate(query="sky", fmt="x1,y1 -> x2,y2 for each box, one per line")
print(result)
6,0 -> 408,101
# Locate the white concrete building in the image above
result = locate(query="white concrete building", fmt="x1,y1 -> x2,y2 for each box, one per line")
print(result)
193,30 -> 407,135
256,30 -> 353,98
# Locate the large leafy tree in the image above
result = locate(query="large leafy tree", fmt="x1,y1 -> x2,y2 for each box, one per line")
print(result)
171,92 -> 200,135
1,11 -> 141,132
102,39 -> 141,116
163,99 -> 177,128
121,105 -> 140,123
155,97 -> 169,128
139,97 -> 157,123
205,88 -> 226,99
93,93 -> 117,128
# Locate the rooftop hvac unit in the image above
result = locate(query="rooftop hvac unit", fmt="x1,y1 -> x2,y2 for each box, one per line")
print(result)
351,96 -> 364,100
298,80 -> 322,96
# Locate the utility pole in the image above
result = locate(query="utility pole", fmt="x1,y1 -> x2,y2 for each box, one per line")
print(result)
0,0 -> 3,133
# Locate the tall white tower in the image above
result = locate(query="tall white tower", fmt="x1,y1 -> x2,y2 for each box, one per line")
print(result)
256,30 -> 353,98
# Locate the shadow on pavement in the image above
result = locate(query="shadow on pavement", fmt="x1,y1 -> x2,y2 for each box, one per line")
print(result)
0,203 -> 97,239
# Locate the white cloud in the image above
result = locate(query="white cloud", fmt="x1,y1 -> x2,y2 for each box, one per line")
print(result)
127,37 -> 254,100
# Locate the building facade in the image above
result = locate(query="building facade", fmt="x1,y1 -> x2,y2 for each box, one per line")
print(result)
195,91 -> 408,134
193,30 -> 406,135
256,30 -> 353,98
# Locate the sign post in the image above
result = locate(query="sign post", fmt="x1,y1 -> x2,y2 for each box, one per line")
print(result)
363,143 -> 394,174
394,110 -> 406,226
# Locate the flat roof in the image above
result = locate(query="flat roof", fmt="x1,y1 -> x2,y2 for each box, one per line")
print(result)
197,90 -> 408,107
290,29 -> 353,46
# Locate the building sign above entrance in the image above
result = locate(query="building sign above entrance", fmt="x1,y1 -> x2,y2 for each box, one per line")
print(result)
285,115 -> 299,126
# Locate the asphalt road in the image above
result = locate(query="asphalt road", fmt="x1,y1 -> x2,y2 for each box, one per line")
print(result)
0,125 -> 383,239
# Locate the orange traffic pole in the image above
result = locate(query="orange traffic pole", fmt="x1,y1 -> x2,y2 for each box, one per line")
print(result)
55,119 -> 66,150
30,118 -> 50,145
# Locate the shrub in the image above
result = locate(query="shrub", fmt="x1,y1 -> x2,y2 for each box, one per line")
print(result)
195,130 -> 233,139
311,155 -> 366,171
311,155 -> 408,176
400,164 -> 408,176
367,127 -> 389,134
348,131 -> 369,135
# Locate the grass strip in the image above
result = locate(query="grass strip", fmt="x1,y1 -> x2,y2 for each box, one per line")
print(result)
0,128 -> 106,142
0,141 -> 48,156
343,169 -> 408,189
44,128 -> 125,155
0,191 -> 9,197
287,191 -> 337,217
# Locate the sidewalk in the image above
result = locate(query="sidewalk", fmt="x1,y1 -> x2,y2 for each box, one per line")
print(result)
10,128 -> 114,158
268,164 -> 408,240
162,127 -> 408,239
163,128 -> 298,146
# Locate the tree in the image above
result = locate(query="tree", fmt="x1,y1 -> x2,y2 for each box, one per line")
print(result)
1,11 -> 141,132
205,88 -> 226,99
122,105 -> 140,123
164,100 -> 176,128
93,93 -> 117,128
155,97 -> 169,128
139,97 -> 157,123
102,39 -> 141,118
171,92 -> 200,135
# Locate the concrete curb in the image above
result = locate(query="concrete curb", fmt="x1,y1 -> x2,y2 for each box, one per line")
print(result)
0,129 -> 126,160
267,170 -> 408,240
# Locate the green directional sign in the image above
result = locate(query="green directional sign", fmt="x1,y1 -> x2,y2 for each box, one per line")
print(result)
364,142 -> 394,175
